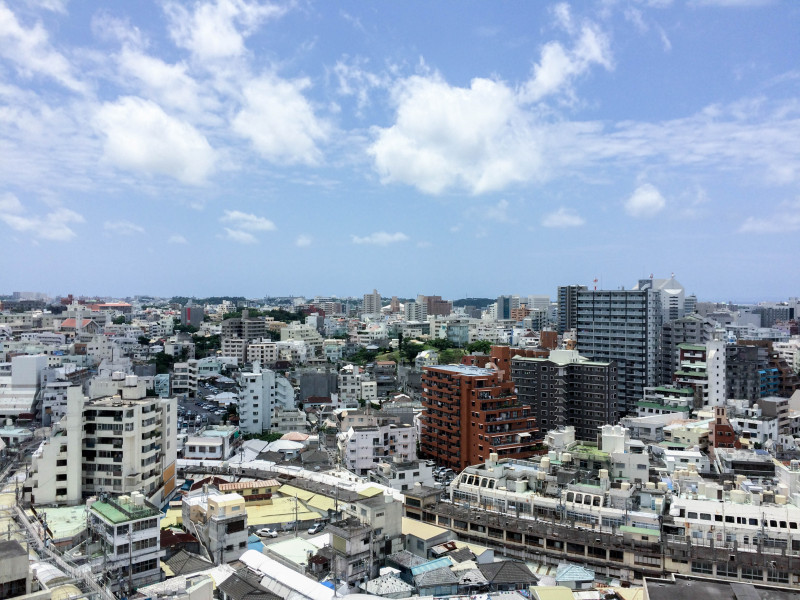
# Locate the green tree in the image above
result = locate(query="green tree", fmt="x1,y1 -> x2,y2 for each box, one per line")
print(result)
112,315 -> 126,325
150,352 -> 176,374
428,338 -> 454,351
466,340 -> 492,354
137,335 -> 151,346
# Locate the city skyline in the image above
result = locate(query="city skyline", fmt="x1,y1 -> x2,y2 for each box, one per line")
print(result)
1,1 -> 798,300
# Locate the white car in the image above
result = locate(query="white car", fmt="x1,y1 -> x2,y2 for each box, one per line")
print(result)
256,527 -> 278,538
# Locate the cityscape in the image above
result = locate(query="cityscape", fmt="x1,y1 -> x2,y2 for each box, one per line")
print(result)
0,284 -> 799,600
2,1 -> 800,600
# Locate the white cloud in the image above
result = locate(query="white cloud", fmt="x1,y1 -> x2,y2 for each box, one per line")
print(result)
295,234 -> 312,247
370,11 -> 613,196
351,231 -> 409,245
94,96 -> 216,185
624,183 -> 666,218
220,227 -> 257,244
0,193 -> 24,213
738,199 -> 800,233
370,75 -> 542,195
117,48 -> 210,116
519,22 -> 613,103
333,56 -> 389,112
542,207 -> 585,227
0,3 -> 85,93
220,210 -> 276,231
168,234 -> 188,244
232,75 -> 330,165
0,195 -> 84,241
165,0 -> 286,61
104,220 -> 145,236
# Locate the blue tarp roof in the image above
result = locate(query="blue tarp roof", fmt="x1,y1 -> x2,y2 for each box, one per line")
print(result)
410,557 -> 453,576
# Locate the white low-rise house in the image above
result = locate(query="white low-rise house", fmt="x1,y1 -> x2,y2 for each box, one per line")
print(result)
661,448 -> 711,474
369,457 -> 436,491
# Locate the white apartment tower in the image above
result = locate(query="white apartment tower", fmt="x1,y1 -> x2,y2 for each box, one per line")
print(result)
237,362 -> 276,434
25,374 -> 178,506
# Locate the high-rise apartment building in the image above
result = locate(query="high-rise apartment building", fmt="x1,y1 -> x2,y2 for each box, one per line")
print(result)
557,285 -> 587,333
576,283 -> 662,415
511,349 -> 617,441
421,364 -> 538,471
660,314 -> 716,384
362,289 -> 382,317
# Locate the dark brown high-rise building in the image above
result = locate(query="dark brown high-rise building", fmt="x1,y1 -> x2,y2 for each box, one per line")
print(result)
421,365 -> 538,471
511,349 -> 617,442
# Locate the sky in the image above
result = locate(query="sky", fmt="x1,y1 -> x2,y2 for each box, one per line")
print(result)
1,0 -> 799,302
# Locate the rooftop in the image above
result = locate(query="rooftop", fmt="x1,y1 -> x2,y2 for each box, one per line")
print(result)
90,495 -> 161,524
425,364 -> 494,376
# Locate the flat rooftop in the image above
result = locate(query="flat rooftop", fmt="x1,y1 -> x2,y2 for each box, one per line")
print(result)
425,365 -> 494,376
91,496 -> 161,524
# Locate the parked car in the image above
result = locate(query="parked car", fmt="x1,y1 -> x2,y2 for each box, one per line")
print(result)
256,527 -> 278,538
308,522 -> 326,535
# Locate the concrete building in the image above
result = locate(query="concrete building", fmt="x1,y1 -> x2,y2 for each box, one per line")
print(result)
421,364 -> 539,471
0,540 -> 30,598
182,301 -> 205,328
281,322 -> 324,355
576,283 -> 663,415
557,285 -> 587,334
25,374 -> 178,506
338,419 -> 418,475
661,314 -> 716,384
363,289 -> 382,317
88,492 -> 163,592
183,490 -> 248,564
512,349 -> 617,442
237,363 -> 277,434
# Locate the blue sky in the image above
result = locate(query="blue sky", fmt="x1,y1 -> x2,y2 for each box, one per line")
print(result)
1,0 -> 798,302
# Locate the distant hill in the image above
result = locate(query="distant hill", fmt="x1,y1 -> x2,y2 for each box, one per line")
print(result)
452,297 -> 495,308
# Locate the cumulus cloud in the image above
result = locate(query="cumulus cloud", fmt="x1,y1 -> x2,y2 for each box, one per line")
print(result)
295,234 -> 312,247
542,207 -> 585,228
369,9 -> 613,196
369,75 -> 542,195
168,234 -> 188,244
351,231 -> 409,245
0,194 -> 84,241
220,210 -> 276,231
232,75 -> 330,165
104,220 -> 145,236
164,0 -> 286,61
624,183 -> 666,218
738,199 -> 800,233
94,96 -> 216,185
0,3 -> 85,93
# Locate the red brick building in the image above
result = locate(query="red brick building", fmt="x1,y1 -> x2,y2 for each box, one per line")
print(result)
421,364 -> 539,471
708,406 -> 740,455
